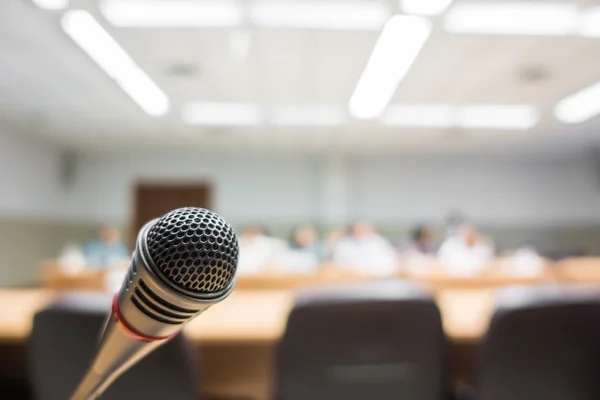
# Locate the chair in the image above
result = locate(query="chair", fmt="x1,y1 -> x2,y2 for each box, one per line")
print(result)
274,280 -> 449,400
479,285 -> 600,400
28,292 -> 199,400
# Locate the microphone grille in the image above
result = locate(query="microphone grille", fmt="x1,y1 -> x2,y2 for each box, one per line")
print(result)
146,207 -> 238,294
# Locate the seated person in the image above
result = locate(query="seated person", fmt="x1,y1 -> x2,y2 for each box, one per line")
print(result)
281,225 -> 321,273
400,225 -> 438,275
333,221 -> 398,276
83,226 -> 129,270
437,223 -> 494,276
58,242 -> 87,272
500,246 -> 546,277
401,225 -> 437,256
237,226 -> 286,274
322,227 -> 348,261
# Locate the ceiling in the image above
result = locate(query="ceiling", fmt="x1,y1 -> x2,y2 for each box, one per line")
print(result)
2,0 -> 600,156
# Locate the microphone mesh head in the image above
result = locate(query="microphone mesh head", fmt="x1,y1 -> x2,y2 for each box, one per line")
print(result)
146,207 -> 238,294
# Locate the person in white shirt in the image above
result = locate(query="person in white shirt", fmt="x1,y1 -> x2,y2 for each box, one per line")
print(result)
237,226 -> 285,275
281,225 -> 321,273
333,221 -> 398,276
437,223 -> 494,276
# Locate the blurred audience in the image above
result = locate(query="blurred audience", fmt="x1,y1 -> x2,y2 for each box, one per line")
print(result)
237,226 -> 286,274
281,225 -> 321,273
83,226 -> 129,270
438,223 -> 494,276
333,221 -> 398,276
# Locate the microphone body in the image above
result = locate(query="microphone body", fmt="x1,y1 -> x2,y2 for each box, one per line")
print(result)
70,208 -> 238,400
69,315 -> 161,400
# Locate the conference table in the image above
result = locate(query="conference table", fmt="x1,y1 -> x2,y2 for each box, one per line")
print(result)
11,257 -> 599,399
0,287 -> 495,399
40,257 -> 559,292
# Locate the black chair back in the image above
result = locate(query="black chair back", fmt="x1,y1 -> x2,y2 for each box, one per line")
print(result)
275,281 -> 448,400
28,292 -> 199,400
479,285 -> 600,400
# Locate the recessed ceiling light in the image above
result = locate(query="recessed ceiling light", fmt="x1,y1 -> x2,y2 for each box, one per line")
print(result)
400,0 -> 454,16
443,2 -> 579,36
100,0 -> 242,27
182,102 -> 263,126
270,105 -> 346,126
165,62 -> 198,79
349,15 -> 432,120
458,104 -> 539,129
554,81 -> 600,124
250,0 -> 390,30
61,10 -> 169,117
32,0 -> 68,9
517,65 -> 550,84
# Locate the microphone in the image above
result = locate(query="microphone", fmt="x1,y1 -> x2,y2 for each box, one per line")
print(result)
70,207 -> 239,400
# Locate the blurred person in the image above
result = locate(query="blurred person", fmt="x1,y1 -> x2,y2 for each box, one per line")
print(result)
444,210 -> 466,239
83,226 -> 129,270
437,223 -> 494,276
500,246 -> 546,277
237,226 -> 286,274
322,227 -> 348,260
399,225 -> 438,276
333,221 -> 398,276
58,242 -> 87,272
281,225 -> 321,273
402,225 -> 437,255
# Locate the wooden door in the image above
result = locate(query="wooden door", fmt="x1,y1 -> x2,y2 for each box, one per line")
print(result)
132,182 -> 213,239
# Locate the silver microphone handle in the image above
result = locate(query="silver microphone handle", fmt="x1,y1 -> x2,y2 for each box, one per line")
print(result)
69,307 -> 169,400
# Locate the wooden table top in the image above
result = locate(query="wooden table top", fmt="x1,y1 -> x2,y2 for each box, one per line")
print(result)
41,258 -> 562,292
0,288 -> 496,344
0,290 -> 56,342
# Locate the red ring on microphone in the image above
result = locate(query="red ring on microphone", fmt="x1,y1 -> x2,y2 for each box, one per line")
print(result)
112,295 -> 179,343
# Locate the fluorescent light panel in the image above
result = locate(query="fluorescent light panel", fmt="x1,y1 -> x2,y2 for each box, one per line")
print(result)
401,0 -> 454,16
182,102 -> 262,126
100,0 -> 242,27
444,2 -> 579,36
61,11 -> 169,117
349,15 -> 432,120
580,7 -> 600,37
250,0 -> 390,30
32,0 -> 68,9
270,105 -> 345,126
100,0 -> 389,30
383,104 -> 539,129
554,81 -> 600,124
382,104 -> 454,127
458,104 -> 539,129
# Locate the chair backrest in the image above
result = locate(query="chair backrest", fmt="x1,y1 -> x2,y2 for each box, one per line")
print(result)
28,292 -> 199,400
274,280 -> 448,400
479,285 -> 600,400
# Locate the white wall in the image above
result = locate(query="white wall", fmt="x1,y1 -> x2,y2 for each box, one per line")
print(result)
59,152 -> 600,227
59,153 -> 320,225
0,128 -> 69,285
0,128 -> 63,218
350,156 -> 600,226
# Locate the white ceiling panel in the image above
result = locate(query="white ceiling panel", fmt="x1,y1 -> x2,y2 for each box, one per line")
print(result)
0,0 -> 600,155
